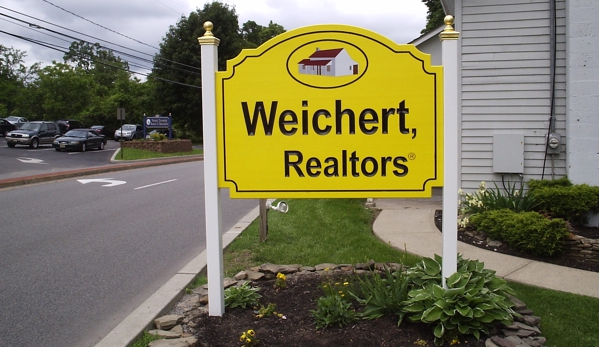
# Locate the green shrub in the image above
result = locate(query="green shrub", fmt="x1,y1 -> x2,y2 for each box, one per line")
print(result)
224,282 -> 262,309
469,209 -> 569,256
349,266 -> 410,325
311,293 -> 357,329
527,176 -> 572,190
458,181 -> 538,227
529,181 -> 599,223
311,277 -> 357,329
403,255 -> 517,346
149,132 -> 167,141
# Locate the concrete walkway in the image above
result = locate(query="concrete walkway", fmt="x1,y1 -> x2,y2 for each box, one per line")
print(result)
372,198 -> 599,299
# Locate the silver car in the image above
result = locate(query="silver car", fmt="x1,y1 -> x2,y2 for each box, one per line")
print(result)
5,116 -> 29,125
114,124 -> 143,141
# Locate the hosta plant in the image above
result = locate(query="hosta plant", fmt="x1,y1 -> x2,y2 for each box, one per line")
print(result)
404,255 -> 518,346
224,282 -> 262,309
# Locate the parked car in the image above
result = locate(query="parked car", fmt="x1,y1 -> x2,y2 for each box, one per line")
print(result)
91,125 -> 114,138
114,124 -> 143,141
5,116 -> 28,125
5,121 -> 61,148
56,119 -> 84,134
0,118 -> 17,137
53,129 -> 107,152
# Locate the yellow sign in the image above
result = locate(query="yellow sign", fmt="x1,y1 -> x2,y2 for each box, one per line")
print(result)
216,25 -> 443,198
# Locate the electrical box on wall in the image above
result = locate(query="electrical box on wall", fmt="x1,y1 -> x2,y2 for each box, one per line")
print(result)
493,134 -> 524,173
546,133 -> 561,154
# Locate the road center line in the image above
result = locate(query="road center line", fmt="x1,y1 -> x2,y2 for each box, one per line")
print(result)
134,179 -> 178,190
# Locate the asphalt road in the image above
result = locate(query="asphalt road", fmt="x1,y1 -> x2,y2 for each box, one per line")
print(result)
0,160 -> 258,347
0,139 -> 122,180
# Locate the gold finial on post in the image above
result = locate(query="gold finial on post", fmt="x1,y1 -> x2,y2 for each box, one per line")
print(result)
203,21 -> 214,37
440,15 -> 459,40
198,21 -> 220,45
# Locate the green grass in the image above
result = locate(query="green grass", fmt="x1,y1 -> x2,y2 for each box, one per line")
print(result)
224,198 -> 421,277
223,198 -> 599,347
129,331 -> 161,347
131,197 -> 599,347
508,281 -> 599,347
186,275 -> 208,293
114,147 -> 203,161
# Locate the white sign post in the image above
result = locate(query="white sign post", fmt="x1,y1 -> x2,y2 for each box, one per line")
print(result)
440,16 -> 460,288
198,22 -> 225,316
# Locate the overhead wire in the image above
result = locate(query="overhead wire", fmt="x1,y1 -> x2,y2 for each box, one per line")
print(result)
150,0 -> 185,16
0,29 -> 201,89
0,5 -> 201,72
0,9 -> 202,85
41,0 -> 160,50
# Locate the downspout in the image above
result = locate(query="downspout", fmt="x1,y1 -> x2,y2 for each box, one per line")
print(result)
542,0 -> 557,179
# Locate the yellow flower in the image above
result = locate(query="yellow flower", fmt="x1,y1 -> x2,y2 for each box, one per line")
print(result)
247,329 -> 255,336
246,338 -> 252,343
276,272 -> 286,280
343,281 -> 349,286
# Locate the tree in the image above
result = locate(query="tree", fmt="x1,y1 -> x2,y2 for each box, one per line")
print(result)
258,21 -> 285,44
240,20 -> 285,48
35,63 -> 95,119
421,0 -> 445,34
151,2 -> 286,138
0,45 -> 39,117
62,41 -> 142,127
240,20 -> 263,48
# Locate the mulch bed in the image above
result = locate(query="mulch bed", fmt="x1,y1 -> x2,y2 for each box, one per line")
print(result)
434,210 -> 599,273
188,210 -> 598,347
192,273 -> 487,347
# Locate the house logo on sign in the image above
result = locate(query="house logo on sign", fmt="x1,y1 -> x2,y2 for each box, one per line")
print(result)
297,48 -> 359,77
286,41 -> 368,89
216,24 -> 443,198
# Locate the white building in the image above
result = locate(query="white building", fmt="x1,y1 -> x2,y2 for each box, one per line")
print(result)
298,48 -> 359,77
412,0 -> 598,202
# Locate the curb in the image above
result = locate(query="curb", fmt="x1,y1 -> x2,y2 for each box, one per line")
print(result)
0,154 -> 203,190
94,206 -> 260,347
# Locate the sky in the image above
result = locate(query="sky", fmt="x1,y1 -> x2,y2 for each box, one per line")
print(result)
1,0 -> 428,77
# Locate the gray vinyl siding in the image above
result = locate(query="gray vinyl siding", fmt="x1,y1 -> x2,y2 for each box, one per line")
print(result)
459,0 -> 567,191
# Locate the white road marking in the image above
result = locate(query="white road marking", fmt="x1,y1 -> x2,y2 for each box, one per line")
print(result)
16,157 -> 47,164
134,179 -> 178,190
78,178 -> 127,187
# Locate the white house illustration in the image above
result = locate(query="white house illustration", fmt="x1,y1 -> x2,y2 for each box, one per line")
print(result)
298,48 -> 358,77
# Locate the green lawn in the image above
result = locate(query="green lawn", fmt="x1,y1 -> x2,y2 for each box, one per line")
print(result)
223,198 -> 599,347
114,146 -> 203,161
123,147 -> 599,346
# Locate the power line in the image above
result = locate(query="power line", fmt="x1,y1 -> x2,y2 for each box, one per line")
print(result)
41,0 -> 160,50
1,11 -> 202,81
0,6 -> 201,72
151,0 -> 184,16
0,29 -> 201,89
0,16 -> 72,46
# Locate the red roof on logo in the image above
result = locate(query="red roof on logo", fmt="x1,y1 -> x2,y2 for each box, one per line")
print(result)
298,58 -> 331,66
309,48 -> 343,58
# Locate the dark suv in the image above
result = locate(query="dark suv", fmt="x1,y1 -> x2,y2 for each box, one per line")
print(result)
5,121 -> 61,148
56,119 -> 84,134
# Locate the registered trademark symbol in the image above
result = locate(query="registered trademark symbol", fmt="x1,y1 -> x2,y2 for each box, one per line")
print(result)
408,153 -> 416,160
